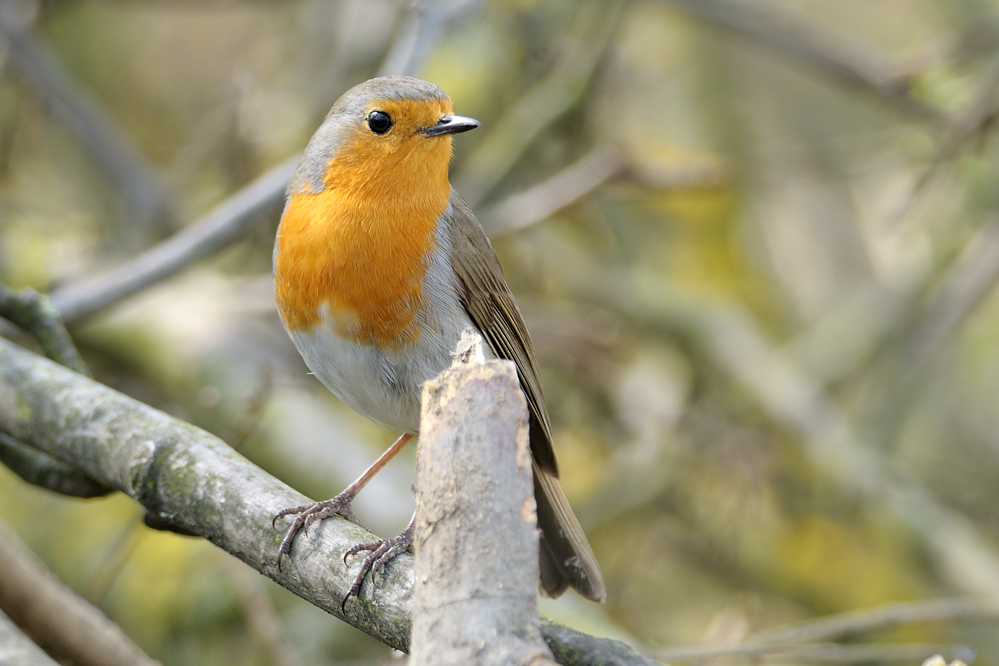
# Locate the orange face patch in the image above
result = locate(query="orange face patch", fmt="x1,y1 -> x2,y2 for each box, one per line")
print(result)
275,96 -> 455,349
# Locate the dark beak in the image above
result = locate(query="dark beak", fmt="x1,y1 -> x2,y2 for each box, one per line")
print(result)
421,114 -> 480,137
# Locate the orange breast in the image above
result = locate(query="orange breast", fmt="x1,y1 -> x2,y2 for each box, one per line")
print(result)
275,124 -> 453,350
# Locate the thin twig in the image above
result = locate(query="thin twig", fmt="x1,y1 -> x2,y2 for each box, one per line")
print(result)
49,155 -> 298,323
656,599 -> 999,662
221,365 -> 273,450
937,55 -> 999,158
862,217 -> 999,448
84,516 -> 144,605
657,0 -> 941,119
484,145 -> 725,237
222,552 -> 302,666
873,46 -> 999,261
481,146 -> 628,236
378,0 -> 484,77
654,642 -> 971,663
892,54 -> 999,219
752,598 -> 999,645
453,0 -> 625,207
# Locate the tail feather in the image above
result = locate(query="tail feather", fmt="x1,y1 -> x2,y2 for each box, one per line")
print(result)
539,540 -> 571,598
533,460 -> 606,602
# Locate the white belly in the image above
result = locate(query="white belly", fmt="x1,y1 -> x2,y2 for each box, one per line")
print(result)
287,221 -> 476,433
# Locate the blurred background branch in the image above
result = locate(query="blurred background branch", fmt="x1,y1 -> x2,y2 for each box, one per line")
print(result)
753,599 -> 999,644
453,0 -> 624,206
656,642 -> 971,663
48,156 -> 296,323
657,0 -> 941,118
0,608 -> 61,666
0,521 -> 160,666
0,0 -> 173,245
655,598 -> 998,662
378,0 -> 485,77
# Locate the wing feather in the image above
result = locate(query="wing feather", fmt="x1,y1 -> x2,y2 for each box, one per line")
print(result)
445,191 -> 605,601
446,193 -> 558,475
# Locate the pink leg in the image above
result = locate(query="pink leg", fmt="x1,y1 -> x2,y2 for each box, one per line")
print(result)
273,432 -> 415,570
341,512 -> 416,610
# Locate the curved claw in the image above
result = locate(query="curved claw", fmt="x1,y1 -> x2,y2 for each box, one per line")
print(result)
340,521 -> 415,611
272,502 -> 315,531
271,494 -> 364,572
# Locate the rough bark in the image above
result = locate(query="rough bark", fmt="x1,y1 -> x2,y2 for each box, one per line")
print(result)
0,337 -> 659,665
411,332 -> 556,665
0,336 -> 413,650
0,431 -> 109,497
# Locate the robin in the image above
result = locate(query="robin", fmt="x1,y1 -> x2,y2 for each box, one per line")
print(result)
272,75 -> 605,605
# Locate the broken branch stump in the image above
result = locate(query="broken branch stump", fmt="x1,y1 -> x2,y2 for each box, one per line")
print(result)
410,331 -> 557,666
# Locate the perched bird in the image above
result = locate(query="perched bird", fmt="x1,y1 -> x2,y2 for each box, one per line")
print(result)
273,75 -> 605,605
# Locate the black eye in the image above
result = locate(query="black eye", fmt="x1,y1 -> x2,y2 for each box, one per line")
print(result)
367,110 -> 393,135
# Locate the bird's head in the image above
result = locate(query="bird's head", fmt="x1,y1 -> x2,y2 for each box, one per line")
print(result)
290,76 -> 480,198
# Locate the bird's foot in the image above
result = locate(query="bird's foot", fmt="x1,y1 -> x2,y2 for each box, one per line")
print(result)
341,519 -> 414,611
273,493 -> 363,571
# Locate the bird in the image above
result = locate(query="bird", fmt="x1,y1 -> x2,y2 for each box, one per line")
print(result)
272,75 -> 605,606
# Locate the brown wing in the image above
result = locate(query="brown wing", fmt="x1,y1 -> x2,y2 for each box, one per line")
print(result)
446,193 -> 558,476
447,192 -> 606,602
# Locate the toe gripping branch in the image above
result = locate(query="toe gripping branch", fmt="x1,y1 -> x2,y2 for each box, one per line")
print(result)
272,494 -> 362,573
341,518 -> 415,612
272,496 -> 414,613
272,432 -> 416,605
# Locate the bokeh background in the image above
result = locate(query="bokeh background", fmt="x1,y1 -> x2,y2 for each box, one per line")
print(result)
2,0 -> 999,664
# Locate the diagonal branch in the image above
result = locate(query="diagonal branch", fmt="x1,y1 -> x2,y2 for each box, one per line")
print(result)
481,146 -> 628,236
0,337 -> 657,666
0,608 -> 60,666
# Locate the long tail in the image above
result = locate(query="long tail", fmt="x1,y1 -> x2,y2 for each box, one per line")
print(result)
533,460 -> 606,602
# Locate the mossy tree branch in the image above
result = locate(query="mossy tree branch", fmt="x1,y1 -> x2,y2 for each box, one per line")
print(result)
0,284 -> 110,497
0,337 -> 659,666
0,284 -> 90,377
